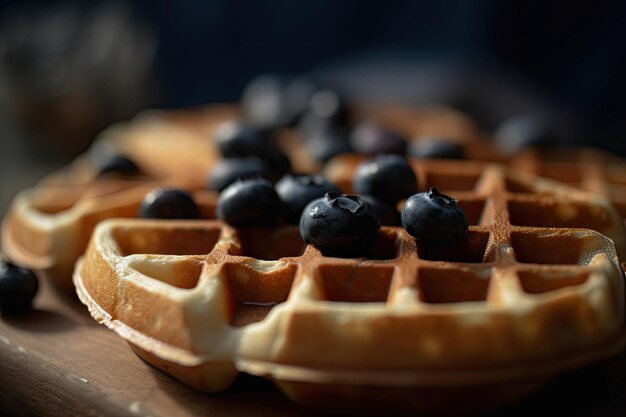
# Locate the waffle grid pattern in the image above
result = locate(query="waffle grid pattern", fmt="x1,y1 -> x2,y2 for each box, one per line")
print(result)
75,162 -> 625,400
511,147 -> 626,221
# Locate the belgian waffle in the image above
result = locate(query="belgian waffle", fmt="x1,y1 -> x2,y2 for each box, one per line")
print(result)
74,160 -> 626,414
1,104 -> 484,290
510,146 -> 626,223
1,106 -> 235,290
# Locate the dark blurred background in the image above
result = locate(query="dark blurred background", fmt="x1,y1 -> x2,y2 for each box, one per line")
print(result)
1,0 -> 626,213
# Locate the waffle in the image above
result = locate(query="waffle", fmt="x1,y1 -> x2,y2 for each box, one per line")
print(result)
324,155 -> 626,261
1,104 -> 483,291
509,146 -> 626,223
74,160 -> 626,414
1,106 -> 236,291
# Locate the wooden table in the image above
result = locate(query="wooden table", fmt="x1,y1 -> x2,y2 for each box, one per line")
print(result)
2,276 -> 626,417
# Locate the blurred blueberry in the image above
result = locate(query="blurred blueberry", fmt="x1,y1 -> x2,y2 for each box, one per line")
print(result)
139,188 -> 199,219
214,120 -> 271,158
241,74 -> 318,128
409,139 -> 465,159
300,192 -> 380,258
349,122 -> 407,156
304,127 -> 353,163
263,149 -> 292,181
494,115 -> 557,155
207,157 -> 269,191
353,154 -> 418,205
97,154 -> 140,177
401,187 -> 468,245
0,261 -> 39,314
214,120 -> 291,179
298,89 -> 350,134
217,178 -> 283,227
276,174 -> 341,223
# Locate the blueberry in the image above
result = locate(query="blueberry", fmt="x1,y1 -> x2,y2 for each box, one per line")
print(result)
300,192 -> 380,257
494,115 -> 557,155
349,122 -> 407,156
276,174 -> 341,223
353,154 -> 418,205
262,149 -> 292,181
208,157 -> 269,191
214,120 -> 291,179
214,120 -> 271,158
241,74 -> 317,128
360,194 -> 401,226
217,178 -> 283,227
409,139 -> 465,160
0,261 -> 38,314
401,187 -> 468,245
241,74 -> 288,128
97,154 -> 140,177
139,188 -> 199,219
304,127 -> 352,163
298,89 -> 350,134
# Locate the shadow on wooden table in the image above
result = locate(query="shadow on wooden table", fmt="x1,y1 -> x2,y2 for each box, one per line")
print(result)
2,308 -> 79,333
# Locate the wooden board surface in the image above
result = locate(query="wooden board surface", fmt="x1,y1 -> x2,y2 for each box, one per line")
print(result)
2,276 -> 626,417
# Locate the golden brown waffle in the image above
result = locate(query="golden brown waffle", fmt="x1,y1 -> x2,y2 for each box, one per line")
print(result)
510,146 -> 626,222
74,161 -> 626,414
1,104 -> 484,290
1,107 -> 236,290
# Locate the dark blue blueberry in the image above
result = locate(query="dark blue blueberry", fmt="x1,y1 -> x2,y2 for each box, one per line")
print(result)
217,178 -> 283,227
494,115 -> 557,155
262,149 -> 292,181
298,89 -> 350,134
241,74 -> 288,128
241,74 -> 317,128
214,120 -> 291,179
401,187 -> 468,245
353,154 -> 418,205
0,261 -> 38,314
360,194 -> 401,226
304,127 -> 352,163
214,120 -> 271,158
97,154 -> 140,177
409,139 -> 465,160
276,174 -> 341,223
300,192 -> 380,258
349,122 -> 407,156
139,188 -> 199,219
208,157 -> 269,191
282,77 -> 319,125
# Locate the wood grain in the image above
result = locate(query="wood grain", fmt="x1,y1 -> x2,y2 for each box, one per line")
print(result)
1,275 -> 626,416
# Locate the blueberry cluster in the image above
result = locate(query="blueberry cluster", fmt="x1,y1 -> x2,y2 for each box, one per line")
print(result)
137,73 -> 469,258
216,174 -> 341,228
208,120 -> 291,188
0,261 -> 38,314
